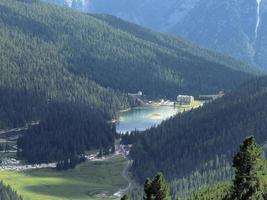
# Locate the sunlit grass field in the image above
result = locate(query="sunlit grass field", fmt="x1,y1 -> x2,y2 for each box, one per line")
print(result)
0,156 -> 127,200
191,100 -> 205,108
177,100 -> 204,111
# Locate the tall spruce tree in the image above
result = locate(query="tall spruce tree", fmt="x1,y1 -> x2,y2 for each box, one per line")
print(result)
230,136 -> 264,200
144,173 -> 171,200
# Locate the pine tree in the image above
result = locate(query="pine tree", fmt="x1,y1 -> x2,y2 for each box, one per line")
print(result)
230,136 -> 264,200
144,173 -> 171,200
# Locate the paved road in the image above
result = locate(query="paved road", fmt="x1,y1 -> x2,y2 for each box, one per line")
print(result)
114,157 -> 134,197
121,159 -> 134,193
0,121 -> 39,136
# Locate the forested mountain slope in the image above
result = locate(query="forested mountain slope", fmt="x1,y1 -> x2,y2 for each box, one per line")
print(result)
0,0 -> 261,166
0,0 -> 134,128
94,14 -> 259,75
124,137 -> 267,200
0,0 -> 131,165
125,76 -> 267,185
44,0 -> 267,70
187,137 -> 267,200
5,0 -> 261,99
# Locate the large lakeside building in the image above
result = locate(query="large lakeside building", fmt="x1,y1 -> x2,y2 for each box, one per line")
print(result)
177,95 -> 194,105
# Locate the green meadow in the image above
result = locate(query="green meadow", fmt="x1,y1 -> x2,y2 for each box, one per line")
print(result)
0,156 -> 127,200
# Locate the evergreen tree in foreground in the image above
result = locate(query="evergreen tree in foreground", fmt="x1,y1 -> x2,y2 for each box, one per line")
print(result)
229,136 -> 264,200
122,173 -> 171,200
144,173 -> 171,200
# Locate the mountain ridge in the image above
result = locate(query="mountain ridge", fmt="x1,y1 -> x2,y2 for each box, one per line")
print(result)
44,0 -> 267,70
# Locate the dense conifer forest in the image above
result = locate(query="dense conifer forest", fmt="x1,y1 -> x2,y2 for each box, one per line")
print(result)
0,0 -> 131,166
122,76 -> 267,196
17,101 -> 116,165
1,0 -> 267,200
124,137 -> 267,200
0,0 -> 260,166
1,0 -> 260,99
187,137 -> 267,200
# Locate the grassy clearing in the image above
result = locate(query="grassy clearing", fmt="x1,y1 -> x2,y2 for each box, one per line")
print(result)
0,155 -> 127,200
177,100 -> 204,111
191,100 -> 205,108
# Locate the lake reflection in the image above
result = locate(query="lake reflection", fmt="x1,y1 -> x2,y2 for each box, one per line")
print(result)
116,106 -> 180,133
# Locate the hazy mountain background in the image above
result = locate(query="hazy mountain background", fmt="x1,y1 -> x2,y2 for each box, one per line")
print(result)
43,0 -> 267,70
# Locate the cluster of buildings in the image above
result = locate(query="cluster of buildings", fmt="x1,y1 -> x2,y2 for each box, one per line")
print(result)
177,95 -> 195,105
128,90 -> 224,106
177,91 -> 224,105
128,91 -> 195,106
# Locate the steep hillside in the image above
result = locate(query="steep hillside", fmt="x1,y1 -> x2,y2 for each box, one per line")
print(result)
24,0 -> 262,99
125,137 -> 267,200
46,0 -> 267,70
187,183 -> 231,200
187,137 -> 267,200
123,75 -> 267,193
94,14 -> 259,75
0,0 -> 135,127
0,0 -> 261,166
0,0 -> 131,165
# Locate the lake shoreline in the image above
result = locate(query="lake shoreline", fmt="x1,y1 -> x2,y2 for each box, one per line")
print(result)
113,105 -> 168,123
116,105 -> 180,133
115,100 -> 204,133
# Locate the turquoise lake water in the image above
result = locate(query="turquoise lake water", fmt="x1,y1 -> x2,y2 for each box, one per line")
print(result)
116,106 -> 180,133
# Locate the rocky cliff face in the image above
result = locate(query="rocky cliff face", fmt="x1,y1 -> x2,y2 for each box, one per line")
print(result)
43,0 -> 267,69
171,0 -> 267,69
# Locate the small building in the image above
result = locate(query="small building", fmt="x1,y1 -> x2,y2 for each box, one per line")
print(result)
137,91 -> 143,96
177,95 -> 194,105
199,91 -> 224,102
128,91 -> 143,97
